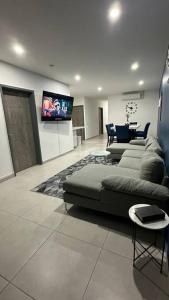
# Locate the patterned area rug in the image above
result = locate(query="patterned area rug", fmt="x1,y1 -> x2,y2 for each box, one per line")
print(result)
32,155 -> 118,199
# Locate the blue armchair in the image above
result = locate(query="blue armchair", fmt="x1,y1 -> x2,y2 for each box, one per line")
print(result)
106,123 -> 116,146
115,125 -> 130,143
135,122 -> 150,139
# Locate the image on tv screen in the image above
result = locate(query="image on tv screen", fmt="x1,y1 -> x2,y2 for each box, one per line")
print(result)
41,91 -> 74,121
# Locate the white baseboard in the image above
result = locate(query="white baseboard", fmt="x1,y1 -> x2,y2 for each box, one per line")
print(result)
43,149 -> 74,164
0,173 -> 15,183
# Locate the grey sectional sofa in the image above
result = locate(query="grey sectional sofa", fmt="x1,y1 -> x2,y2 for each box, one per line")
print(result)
63,137 -> 169,217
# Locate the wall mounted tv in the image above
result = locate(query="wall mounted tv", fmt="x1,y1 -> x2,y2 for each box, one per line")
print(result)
41,91 -> 74,121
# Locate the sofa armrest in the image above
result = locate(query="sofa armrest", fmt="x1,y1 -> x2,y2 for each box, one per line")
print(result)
102,175 -> 169,201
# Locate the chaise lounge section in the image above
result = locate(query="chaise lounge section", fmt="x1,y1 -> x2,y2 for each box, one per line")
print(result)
63,137 -> 169,217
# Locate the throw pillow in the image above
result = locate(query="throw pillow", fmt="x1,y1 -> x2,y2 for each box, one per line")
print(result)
140,154 -> 164,184
102,175 -> 169,201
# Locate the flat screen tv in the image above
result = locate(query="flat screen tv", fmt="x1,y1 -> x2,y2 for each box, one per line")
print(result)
41,91 -> 74,121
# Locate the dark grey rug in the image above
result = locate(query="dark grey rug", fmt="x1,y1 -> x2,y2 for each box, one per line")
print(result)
32,155 -> 118,199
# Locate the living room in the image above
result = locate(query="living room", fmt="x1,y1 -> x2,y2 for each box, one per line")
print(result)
0,1 -> 169,300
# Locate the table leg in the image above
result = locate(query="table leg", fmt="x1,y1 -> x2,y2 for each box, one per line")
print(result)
131,222 -> 135,243
133,224 -> 136,266
160,227 -> 169,274
167,226 -> 169,271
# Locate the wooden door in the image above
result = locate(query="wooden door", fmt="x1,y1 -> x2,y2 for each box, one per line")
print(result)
72,105 -> 85,140
72,105 -> 84,126
98,107 -> 103,134
2,89 -> 37,173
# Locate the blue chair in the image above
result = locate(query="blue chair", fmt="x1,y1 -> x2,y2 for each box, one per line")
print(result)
106,123 -> 116,146
135,122 -> 150,139
115,125 -> 130,143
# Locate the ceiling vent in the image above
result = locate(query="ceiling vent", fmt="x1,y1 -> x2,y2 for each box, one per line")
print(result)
122,91 -> 144,101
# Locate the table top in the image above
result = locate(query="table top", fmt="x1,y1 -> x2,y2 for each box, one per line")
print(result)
90,150 -> 110,157
129,123 -> 140,130
129,204 -> 169,230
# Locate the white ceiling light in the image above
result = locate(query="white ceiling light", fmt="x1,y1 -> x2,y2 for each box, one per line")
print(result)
97,86 -> 103,92
108,2 -> 121,22
131,62 -> 139,71
138,80 -> 144,86
75,74 -> 81,81
12,43 -> 25,55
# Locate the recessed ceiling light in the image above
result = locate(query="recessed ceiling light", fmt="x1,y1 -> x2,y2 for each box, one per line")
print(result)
98,86 -> 103,92
131,62 -> 139,71
108,3 -> 121,22
13,43 -> 25,55
75,74 -> 81,81
138,80 -> 144,86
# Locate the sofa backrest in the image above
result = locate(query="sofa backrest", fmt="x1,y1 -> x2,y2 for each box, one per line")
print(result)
147,141 -> 163,157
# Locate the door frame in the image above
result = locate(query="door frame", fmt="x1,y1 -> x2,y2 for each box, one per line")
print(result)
0,84 -> 42,175
98,107 -> 104,135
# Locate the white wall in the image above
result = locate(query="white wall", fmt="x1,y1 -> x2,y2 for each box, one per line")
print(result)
73,97 -> 85,106
0,61 -> 73,181
73,97 -> 108,139
108,89 -> 159,136
84,98 -> 99,139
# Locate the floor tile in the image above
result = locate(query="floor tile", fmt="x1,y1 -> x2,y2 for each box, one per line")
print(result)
58,215 -> 108,247
141,255 -> 169,295
0,211 -> 19,234
66,205 -> 119,229
0,276 -> 8,293
0,285 -> 32,300
0,194 -> 39,216
0,218 -> 52,280
83,249 -> 169,300
21,198 -> 65,229
103,230 -> 133,259
13,232 -> 100,300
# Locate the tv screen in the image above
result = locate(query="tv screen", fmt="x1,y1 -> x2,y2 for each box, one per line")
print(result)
41,91 -> 74,121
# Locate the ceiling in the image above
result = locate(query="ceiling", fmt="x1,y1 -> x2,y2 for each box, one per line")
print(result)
0,0 -> 169,97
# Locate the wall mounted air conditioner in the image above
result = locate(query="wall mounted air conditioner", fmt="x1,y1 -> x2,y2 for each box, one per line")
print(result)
122,91 -> 144,101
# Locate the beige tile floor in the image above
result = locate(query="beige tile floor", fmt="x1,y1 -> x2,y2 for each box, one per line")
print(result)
0,135 -> 168,300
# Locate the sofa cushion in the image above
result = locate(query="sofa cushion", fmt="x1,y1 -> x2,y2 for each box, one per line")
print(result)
140,152 -> 164,183
102,175 -> 169,202
129,139 -> 146,146
63,164 -> 139,200
122,149 -> 144,159
107,143 -> 145,155
118,157 -> 141,170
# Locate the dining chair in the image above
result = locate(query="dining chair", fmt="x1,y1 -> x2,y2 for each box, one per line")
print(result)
115,125 -> 130,143
106,123 -> 116,146
135,122 -> 150,139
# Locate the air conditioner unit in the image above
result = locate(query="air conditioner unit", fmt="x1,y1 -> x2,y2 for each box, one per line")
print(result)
122,91 -> 144,101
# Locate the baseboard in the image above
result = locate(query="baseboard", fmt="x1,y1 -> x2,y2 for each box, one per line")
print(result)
0,173 -> 15,183
43,149 -> 74,164
85,134 -> 100,140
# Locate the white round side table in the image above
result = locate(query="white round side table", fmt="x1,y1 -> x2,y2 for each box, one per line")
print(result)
129,204 -> 169,274
90,150 -> 110,162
